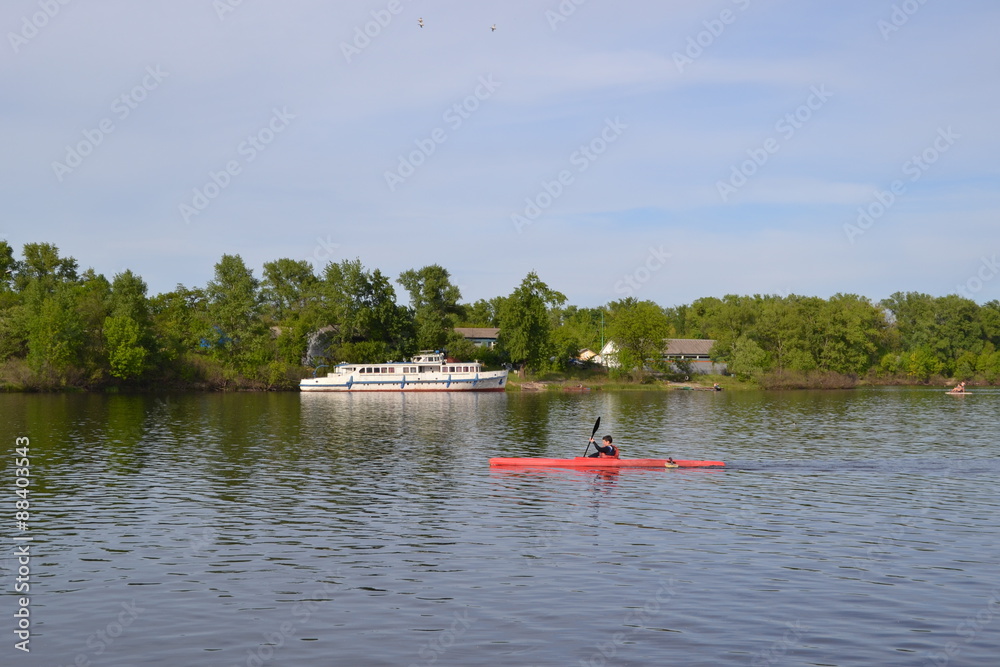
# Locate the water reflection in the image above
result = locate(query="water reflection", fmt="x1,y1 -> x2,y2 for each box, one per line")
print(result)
0,388 -> 998,666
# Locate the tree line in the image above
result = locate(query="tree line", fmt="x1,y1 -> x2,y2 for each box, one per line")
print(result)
1,241 -> 998,390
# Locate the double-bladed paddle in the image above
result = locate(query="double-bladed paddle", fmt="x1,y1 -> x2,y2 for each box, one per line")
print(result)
582,417 -> 601,456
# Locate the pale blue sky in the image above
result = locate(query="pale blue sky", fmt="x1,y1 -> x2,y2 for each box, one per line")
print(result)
3,0 -> 998,307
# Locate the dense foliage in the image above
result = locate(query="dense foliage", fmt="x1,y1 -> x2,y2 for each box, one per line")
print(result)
667,293 -> 1000,384
1,241 -> 998,390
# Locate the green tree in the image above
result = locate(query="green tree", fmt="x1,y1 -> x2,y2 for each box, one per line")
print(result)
460,298 -> 503,327
149,285 -> 208,370
103,270 -> 154,381
12,244 -> 89,384
317,259 -> 411,363
24,283 -> 84,381
605,298 -> 672,376
104,315 -> 147,380
553,305 -> 605,353
262,259 -> 320,365
205,254 -> 267,374
815,294 -> 887,375
398,264 -> 462,350
262,258 -> 318,322
980,301 -> 1000,347
906,346 -> 944,382
0,241 -> 22,360
497,271 -> 565,374
728,335 -> 769,381
14,242 -> 78,292
0,241 -> 15,293
976,344 -> 1000,383
74,269 -> 112,382
883,292 -> 983,376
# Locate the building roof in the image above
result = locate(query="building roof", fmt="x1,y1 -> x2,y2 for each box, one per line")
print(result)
664,338 -> 715,356
454,327 -> 500,339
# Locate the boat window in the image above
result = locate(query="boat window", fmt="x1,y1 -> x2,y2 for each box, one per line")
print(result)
463,366 -> 469,372
387,367 -> 394,373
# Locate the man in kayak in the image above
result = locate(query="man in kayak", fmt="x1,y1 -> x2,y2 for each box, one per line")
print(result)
587,435 -> 619,458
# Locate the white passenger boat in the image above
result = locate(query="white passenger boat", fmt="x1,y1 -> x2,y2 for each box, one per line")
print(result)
299,351 -> 508,392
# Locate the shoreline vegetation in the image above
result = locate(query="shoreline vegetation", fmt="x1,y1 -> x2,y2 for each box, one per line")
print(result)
506,370 -> 973,393
0,366 -> 978,394
2,242 -> 999,393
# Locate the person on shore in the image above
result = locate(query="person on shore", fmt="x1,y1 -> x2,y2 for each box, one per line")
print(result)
587,435 -> 619,458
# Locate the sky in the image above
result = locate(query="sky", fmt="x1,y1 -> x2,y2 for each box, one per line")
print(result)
2,0 -> 999,309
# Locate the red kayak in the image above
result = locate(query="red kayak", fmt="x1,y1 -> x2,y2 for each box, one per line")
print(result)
489,457 -> 724,469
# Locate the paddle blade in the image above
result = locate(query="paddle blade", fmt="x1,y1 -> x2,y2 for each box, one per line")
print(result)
584,417 -> 601,456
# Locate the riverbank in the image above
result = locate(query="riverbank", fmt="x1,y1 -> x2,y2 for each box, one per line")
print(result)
1,363 -> 985,393
505,370 -> 985,392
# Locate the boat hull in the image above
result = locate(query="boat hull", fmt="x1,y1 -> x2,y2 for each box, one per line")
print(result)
489,457 -> 725,468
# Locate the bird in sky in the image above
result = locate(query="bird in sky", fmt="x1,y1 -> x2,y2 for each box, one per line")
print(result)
418,17 -> 424,28
491,24 -> 496,31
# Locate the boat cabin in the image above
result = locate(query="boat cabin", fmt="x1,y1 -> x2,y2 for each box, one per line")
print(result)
330,351 -> 482,376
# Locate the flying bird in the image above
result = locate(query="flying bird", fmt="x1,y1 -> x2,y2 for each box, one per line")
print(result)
418,17 -> 424,28
491,24 -> 496,31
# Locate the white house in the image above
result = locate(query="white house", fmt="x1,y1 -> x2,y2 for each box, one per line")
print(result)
597,339 -> 726,374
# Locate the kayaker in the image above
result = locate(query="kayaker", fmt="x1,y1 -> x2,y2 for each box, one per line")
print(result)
587,435 -> 619,458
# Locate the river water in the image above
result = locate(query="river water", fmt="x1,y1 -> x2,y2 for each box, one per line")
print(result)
1,388 -> 998,666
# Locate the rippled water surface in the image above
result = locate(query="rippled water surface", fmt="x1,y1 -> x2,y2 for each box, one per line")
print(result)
2,388 -> 999,666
